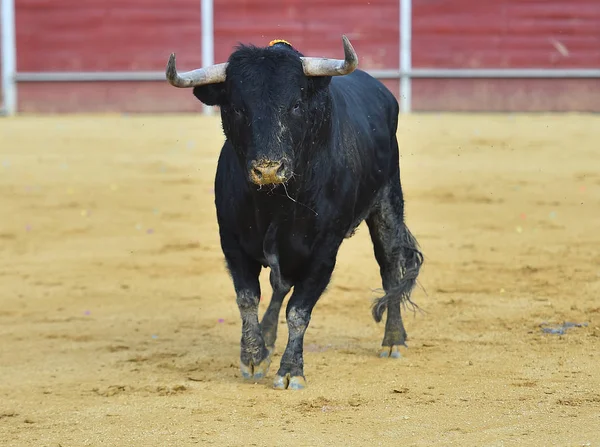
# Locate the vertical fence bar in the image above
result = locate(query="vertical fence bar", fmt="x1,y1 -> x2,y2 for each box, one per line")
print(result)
1,0 -> 17,115
201,0 -> 214,116
399,0 -> 412,113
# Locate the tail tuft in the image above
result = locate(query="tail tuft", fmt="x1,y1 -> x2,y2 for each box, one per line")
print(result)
371,225 -> 424,322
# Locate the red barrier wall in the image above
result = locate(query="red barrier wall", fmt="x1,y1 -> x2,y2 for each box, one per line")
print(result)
411,0 -> 600,111
12,0 -> 600,113
15,0 -> 204,112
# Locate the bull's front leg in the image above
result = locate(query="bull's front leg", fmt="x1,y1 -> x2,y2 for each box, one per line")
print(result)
273,237 -> 341,390
222,245 -> 272,381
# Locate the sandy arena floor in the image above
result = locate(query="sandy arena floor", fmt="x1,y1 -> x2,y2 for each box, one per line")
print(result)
0,113 -> 599,446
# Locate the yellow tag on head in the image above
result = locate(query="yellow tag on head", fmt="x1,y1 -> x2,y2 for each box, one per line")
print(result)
269,39 -> 292,47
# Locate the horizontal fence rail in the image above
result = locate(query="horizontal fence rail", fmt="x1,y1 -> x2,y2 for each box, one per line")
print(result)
371,68 -> 600,79
4,68 -> 600,115
13,68 -> 600,83
15,71 -> 169,82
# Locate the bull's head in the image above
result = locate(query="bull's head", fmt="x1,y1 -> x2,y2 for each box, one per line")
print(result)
165,36 -> 358,186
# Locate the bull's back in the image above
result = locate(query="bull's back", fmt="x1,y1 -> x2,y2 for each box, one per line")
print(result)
330,69 -> 399,130
328,69 -> 400,179
319,70 -> 401,230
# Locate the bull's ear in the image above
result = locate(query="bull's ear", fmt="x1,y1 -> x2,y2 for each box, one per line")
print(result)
308,76 -> 332,94
193,84 -> 226,106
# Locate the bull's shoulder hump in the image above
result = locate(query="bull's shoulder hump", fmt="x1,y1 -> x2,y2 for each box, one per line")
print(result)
330,70 -> 397,106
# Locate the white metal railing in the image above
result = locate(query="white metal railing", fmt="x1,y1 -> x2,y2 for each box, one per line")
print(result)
2,0 -> 600,116
399,0 -> 411,113
13,68 -> 600,83
200,0 -> 214,116
1,0 -> 16,116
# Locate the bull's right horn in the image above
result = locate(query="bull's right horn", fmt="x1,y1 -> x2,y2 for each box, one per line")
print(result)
166,53 -> 228,88
300,35 -> 358,77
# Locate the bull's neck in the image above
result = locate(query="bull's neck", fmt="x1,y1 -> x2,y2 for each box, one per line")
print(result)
249,178 -> 317,221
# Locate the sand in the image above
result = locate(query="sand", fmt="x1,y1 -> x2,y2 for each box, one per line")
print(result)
1,113 -> 599,446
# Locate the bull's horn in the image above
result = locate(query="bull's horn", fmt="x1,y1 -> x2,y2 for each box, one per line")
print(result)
300,35 -> 358,77
165,34 -> 357,86
165,53 -> 228,87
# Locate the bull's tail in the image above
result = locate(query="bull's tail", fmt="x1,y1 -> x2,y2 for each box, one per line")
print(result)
371,224 -> 424,323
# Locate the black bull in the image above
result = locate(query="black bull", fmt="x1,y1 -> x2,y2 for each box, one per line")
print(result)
166,36 -> 424,390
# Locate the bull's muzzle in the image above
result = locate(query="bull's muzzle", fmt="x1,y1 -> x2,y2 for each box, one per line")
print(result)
249,159 -> 289,186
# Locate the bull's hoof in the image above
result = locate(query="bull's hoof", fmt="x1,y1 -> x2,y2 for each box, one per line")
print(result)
240,348 -> 273,380
379,345 -> 402,359
273,374 -> 306,390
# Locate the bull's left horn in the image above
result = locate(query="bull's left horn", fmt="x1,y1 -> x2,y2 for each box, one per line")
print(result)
166,53 -> 228,87
300,35 -> 358,77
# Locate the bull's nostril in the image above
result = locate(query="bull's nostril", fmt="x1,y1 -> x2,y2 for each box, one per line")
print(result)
249,160 -> 288,185
276,162 -> 285,176
252,168 -> 263,180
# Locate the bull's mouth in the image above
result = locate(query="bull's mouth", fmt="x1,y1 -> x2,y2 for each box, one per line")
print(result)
250,174 -> 287,186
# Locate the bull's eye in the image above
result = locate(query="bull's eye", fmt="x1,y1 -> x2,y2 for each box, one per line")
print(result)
232,106 -> 245,118
291,101 -> 302,115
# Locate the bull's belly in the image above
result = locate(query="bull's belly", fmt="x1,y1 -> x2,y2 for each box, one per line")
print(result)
343,193 -> 380,239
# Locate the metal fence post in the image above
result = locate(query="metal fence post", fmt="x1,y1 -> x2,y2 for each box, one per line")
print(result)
1,0 -> 17,116
399,0 -> 412,114
201,0 -> 214,116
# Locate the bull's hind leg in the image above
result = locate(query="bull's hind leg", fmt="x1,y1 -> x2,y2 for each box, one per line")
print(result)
260,270 -> 291,352
366,179 -> 423,358
260,223 -> 292,352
